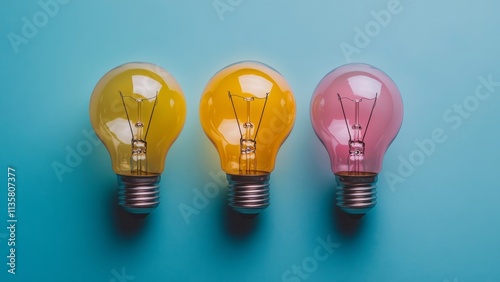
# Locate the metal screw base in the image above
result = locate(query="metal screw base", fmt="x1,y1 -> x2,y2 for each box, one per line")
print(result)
335,173 -> 378,216
117,174 -> 161,214
227,173 -> 270,214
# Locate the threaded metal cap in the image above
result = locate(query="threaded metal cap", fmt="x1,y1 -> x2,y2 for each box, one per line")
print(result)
335,173 -> 378,216
227,173 -> 270,214
117,174 -> 161,214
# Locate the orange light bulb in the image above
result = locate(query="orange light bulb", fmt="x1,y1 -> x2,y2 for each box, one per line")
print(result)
200,61 -> 296,214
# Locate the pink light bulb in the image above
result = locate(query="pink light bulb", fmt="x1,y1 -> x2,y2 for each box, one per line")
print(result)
310,64 -> 403,216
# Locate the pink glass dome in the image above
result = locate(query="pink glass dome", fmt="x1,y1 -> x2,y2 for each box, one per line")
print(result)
311,64 -> 403,176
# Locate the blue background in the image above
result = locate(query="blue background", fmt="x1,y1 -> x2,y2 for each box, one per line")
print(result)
1,0 -> 499,281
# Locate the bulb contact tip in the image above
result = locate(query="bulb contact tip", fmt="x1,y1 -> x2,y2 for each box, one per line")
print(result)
227,173 -> 270,214
117,174 -> 161,214
335,173 -> 377,216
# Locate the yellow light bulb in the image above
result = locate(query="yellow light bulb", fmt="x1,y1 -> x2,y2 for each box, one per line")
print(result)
90,62 -> 186,214
200,61 -> 296,214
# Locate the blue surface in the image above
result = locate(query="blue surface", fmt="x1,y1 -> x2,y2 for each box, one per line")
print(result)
1,0 -> 500,281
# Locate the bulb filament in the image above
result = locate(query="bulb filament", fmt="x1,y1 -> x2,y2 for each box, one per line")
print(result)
228,91 -> 269,174
337,93 -> 378,175
119,91 -> 159,175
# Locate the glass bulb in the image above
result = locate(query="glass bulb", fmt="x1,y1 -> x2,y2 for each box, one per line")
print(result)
310,63 -> 403,216
200,61 -> 296,214
90,62 -> 186,214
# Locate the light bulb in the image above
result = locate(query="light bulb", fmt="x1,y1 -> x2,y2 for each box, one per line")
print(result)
90,62 -> 186,214
310,63 -> 403,216
200,61 -> 296,214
